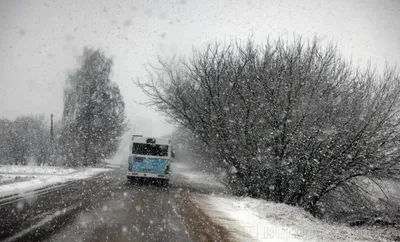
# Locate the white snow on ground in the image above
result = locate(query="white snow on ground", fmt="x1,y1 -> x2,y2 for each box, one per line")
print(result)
0,165 -> 112,198
194,194 -> 398,242
0,174 -> 35,185
0,165 -> 76,175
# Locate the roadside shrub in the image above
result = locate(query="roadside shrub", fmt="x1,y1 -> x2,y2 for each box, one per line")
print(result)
137,37 -> 400,220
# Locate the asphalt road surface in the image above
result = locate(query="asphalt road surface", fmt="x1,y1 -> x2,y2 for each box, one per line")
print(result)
0,168 -> 191,242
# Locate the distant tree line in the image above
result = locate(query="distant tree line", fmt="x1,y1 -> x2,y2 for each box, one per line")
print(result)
137,37 -> 400,224
0,115 -> 57,165
0,48 -> 126,167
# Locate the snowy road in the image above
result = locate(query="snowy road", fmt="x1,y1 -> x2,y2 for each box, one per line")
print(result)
0,168 -> 190,242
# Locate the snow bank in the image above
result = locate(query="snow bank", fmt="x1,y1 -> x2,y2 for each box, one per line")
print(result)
0,165 -> 76,175
0,174 -> 35,185
194,194 -> 398,242
0,165 -> 112,198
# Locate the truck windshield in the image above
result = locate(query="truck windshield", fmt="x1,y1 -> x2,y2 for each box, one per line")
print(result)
132,143 -> 168,157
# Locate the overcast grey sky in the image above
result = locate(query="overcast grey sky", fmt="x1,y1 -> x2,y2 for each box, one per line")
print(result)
1,0 -> 399,138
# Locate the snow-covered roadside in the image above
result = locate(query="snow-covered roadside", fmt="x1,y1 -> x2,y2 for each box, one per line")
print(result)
0,165 -> 77,175
0,165 -> 112,198
193,194 -> 399,242
0,174 -> 35,185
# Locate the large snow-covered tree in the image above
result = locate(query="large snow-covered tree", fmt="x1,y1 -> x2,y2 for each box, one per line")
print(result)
137,38 -> 400,217
62,48 -> 126,167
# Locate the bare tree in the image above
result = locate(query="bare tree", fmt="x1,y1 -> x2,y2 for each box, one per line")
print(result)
136,37 -> 400,218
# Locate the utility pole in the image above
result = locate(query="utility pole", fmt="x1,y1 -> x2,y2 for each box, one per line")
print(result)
50,114 -> 54,142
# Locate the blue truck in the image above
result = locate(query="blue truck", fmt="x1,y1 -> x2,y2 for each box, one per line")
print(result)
127,135 -> 171,185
